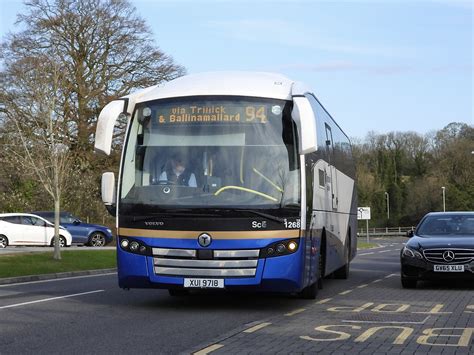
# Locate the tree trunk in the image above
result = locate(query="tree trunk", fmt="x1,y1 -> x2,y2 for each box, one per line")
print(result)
53,198 -> 61,260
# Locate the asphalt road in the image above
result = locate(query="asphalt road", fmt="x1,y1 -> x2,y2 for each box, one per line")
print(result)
0,238 -> 472,354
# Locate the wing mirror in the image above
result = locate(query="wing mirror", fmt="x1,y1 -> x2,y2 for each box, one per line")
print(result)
101,172 -> 116,216
406,230 -> 414,238
291,96 -> 317,154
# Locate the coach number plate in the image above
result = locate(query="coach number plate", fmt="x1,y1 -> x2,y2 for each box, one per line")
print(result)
184,278 -> 224,288
434,265 -> 464,272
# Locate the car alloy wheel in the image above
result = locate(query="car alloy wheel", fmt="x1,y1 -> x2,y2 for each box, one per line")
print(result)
0,235 -> 8,248
89,233 -> 106,247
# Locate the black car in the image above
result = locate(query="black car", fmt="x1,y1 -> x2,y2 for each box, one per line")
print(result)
401,211 -> 474,288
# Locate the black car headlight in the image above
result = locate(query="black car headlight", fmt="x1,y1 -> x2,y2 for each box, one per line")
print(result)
402,246 -> 423,259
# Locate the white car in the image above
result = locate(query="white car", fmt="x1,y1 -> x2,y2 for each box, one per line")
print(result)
0,213 -> 72,248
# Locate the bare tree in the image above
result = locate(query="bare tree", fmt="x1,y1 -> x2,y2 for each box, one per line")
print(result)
0,0 -> 185,236
1,55 -> 71,259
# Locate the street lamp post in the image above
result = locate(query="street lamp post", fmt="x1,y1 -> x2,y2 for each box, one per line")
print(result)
441,186 -> 446,212
384,191 -> 390,220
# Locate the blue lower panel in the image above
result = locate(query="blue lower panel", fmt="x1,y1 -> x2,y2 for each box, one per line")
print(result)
117,237 -> 306,293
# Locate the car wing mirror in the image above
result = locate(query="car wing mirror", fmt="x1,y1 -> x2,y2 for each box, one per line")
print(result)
406,230 -> 414,238
73,220 -> 80,225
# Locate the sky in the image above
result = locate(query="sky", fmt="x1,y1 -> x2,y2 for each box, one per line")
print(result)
0,0 -> 472,140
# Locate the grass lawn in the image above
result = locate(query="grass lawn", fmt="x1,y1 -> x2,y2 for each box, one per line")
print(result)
357,241 -> 377,249
0,250 -> 116,278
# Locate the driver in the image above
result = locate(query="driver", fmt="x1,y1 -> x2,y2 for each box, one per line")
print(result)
159,151 -> 197,187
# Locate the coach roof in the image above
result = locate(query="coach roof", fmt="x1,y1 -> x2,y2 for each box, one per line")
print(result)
137,71 -> 310,102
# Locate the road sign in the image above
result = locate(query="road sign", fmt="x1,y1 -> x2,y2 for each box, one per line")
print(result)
358,207 -> 371,220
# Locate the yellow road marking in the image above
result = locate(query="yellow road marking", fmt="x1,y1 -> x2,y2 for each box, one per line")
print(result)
316,298 -> 332,304
243,322 -> 272,333
339,290 -> 353,295
193,344 -> 224,355
285,308 -> 306,316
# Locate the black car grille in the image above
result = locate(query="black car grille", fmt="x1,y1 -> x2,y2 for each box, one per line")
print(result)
423,248 -> 474,264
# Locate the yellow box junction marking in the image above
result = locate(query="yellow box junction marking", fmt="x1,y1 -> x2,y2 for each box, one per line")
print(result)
193,344 -> 224,355
243,322 -> 272,333
285,308 -> 306,317
316,298 -> 332,304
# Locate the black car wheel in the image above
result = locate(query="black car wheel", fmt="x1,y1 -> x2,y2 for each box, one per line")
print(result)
89,232 -> 106,247
50,236 -> 67,247
0,235 -> 8,248
401,276 -> 417,289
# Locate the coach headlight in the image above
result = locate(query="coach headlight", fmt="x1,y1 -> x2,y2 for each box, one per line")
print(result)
119,237 -> 151,256
261,239 -> 299,258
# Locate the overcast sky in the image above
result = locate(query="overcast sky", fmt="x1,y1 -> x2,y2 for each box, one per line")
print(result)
1,0 -> 472,139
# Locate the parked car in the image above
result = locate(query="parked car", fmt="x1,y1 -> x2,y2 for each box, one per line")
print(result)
0,213 -> 72,248
401,211 -> 474,288
33,211 -> 113,247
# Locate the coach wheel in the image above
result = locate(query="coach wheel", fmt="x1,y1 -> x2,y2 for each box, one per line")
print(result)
334,240 -> 350,279
0,235 -> 8,248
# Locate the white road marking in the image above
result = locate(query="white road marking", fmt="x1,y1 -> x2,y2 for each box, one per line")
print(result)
358,252 -> 374,256
285,308 -> 306,316
372,279 -> 382,283
0,289 -> 104,309
193,344 -> 224,355
379,250 -> 391,253
357,284 -> 369,288
385,273 -> 397,278
0,272 -> 116,288
243,322 -> 272,333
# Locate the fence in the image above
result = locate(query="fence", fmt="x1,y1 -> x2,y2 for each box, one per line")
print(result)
357,226 -> 415,238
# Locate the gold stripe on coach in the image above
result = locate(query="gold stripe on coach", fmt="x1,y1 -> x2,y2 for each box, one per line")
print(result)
118,228 -> 300,239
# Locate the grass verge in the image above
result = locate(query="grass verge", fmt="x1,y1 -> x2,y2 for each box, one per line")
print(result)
0,250 -> 116,278
357,241 -> 377,249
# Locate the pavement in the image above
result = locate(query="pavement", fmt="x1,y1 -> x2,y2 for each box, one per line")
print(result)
0,237 -> 472,354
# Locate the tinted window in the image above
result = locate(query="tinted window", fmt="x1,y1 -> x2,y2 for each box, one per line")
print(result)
2,216 -> 21,224
22,216 -> 46,226
418,215 -> 474,236
60,214 -> 78,223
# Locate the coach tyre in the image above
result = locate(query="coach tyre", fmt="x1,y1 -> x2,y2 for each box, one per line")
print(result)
300,249 -> 324,299
0,235 -> 8,248
89,232 -> 106,247
334,235 -> 350,279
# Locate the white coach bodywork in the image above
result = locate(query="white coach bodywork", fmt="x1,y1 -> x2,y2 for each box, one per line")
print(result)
94,72 -> 313,155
